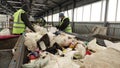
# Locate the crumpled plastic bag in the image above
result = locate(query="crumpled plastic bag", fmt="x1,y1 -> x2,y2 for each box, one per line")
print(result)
0,28 -> 10,35
82,48 -> 120,68
48,27 -> 58,33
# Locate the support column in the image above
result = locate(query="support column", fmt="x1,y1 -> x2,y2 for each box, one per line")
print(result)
52,9 -> 54,26
72,0 -> 76,32
104,0 -> 109,26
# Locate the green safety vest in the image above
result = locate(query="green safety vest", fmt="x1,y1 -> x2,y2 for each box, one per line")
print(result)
12,9 -> 25,34
59,17 -> 72,33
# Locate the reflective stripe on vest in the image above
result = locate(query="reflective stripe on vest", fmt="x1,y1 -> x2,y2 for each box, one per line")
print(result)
59,17 -> 72,33
12,9 -> 25,34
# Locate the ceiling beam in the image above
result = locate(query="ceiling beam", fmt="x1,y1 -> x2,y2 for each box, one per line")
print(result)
0,4 -> 13,13
7,1 -> 21,4
34,3 -> 46,7
4,0 -> 17,12
37,0 -> 71,16
33,8 -> 43,11
13,6 -> 21,9
49,0 -> 59,5
31,4 -> 46,11
0,0 -> 16,13
43,0 -> 49,4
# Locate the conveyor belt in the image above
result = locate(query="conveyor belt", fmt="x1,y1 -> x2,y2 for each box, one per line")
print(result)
0,50 -> 13,68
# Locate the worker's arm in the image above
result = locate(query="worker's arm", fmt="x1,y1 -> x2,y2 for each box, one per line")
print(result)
59,18 -> 70,31
41,17 -> 46,26
21,13 -> 36,32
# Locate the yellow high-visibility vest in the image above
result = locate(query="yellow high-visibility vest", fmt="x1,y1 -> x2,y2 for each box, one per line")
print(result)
12,9 -> 25,34
59,17 -> 72,33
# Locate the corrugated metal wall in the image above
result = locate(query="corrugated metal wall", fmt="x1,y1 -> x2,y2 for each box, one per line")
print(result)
53,22 -> 120,38
74,23 -> 120,38
74,22 -> 104,34
108,23 -> 120,37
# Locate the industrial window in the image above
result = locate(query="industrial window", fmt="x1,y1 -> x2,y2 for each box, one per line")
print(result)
0,14 -> 7,22
74,8 -> 77,22
53,13 -> 59,22
116,0 -> 120,22
0,14 -> 10,28
77,7 -> 83,22
48,15 -> 52,22
74,1 -> 105,22
83,5 -> 91,22
67,9 -> 72,22
44,16 -> 47,22
91,1 -> 101,22
74,7 -> 83,22
101,0 -> 106,22
64,11 -> 67,17
107,0 -> 117,22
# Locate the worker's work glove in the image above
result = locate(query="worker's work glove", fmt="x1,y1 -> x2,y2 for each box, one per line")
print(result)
53,31 -> 61,36
55,26 -> 60,29
32,29 -> 36,33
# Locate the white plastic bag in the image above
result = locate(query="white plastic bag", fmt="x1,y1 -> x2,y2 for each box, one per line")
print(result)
0,28 -> 10,35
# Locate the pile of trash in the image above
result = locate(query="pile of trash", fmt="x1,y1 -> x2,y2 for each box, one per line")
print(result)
23,25 -> 120,68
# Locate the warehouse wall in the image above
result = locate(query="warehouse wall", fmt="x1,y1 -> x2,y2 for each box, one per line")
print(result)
73,22 -> 120,38
107,23 -> 120,37
0,14 -> 11,28
53,22 -> 120,38
74,22 -> 104,34
0,14 -> 7,22
45,0 -> 120,38
0,14 -> 7,28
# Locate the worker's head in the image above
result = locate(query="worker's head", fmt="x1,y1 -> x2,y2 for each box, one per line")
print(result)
59,13 -> 64,19
21,4 -> 30,13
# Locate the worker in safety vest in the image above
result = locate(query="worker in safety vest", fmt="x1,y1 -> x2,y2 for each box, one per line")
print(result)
12,4 -> 35,34
57,13 -> 72,33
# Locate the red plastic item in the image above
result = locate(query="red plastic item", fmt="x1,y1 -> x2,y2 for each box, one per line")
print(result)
29,55 -> 37,60
0,35 -> 20,40
86,50 -> 91,55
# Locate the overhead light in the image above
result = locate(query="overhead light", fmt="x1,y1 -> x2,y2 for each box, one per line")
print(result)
34,3 -> 46,6
13,6 -> 21,8
30,12 -> 34,13
33,8 -> 42,11
30,13 -> 35,14
31,11 -> 37,13
31,11 -> 38,13
7,1 -> 21,4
